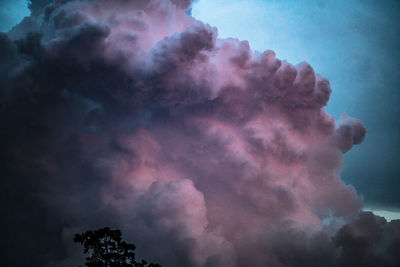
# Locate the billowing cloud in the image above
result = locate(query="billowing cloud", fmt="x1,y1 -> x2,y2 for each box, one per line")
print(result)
335,114 -> 366,153
0,0 -> 397,266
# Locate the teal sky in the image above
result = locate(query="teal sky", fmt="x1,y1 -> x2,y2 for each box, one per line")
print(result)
0,0 -> 30,32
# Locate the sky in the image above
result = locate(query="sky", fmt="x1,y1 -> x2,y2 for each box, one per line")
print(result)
0,0 -> 29,32
1,0 -> 400,266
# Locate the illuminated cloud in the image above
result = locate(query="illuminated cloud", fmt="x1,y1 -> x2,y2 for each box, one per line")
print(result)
0,0 -> 398,266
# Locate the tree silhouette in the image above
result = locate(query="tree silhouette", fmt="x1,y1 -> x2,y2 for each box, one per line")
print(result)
74,227 -> 161,267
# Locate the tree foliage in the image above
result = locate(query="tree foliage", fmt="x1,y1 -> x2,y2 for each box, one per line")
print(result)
74,227 -> 161,267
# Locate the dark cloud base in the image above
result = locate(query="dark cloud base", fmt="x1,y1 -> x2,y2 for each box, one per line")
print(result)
0,0 -> 399,266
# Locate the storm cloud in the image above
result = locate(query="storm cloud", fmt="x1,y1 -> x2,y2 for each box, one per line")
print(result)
0,0 -> 398,266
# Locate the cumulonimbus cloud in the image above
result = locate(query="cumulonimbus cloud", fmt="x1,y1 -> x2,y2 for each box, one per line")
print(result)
0,0 -> 398,266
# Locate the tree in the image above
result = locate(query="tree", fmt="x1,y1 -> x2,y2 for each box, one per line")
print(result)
74,227 -> 161,267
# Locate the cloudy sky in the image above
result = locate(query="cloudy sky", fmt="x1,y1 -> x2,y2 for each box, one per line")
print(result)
3,0 -> 399,212
191,0 -> 400,212
1,0 -> 399,266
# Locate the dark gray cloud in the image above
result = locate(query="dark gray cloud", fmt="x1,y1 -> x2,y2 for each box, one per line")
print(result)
28,0 -> 53,14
